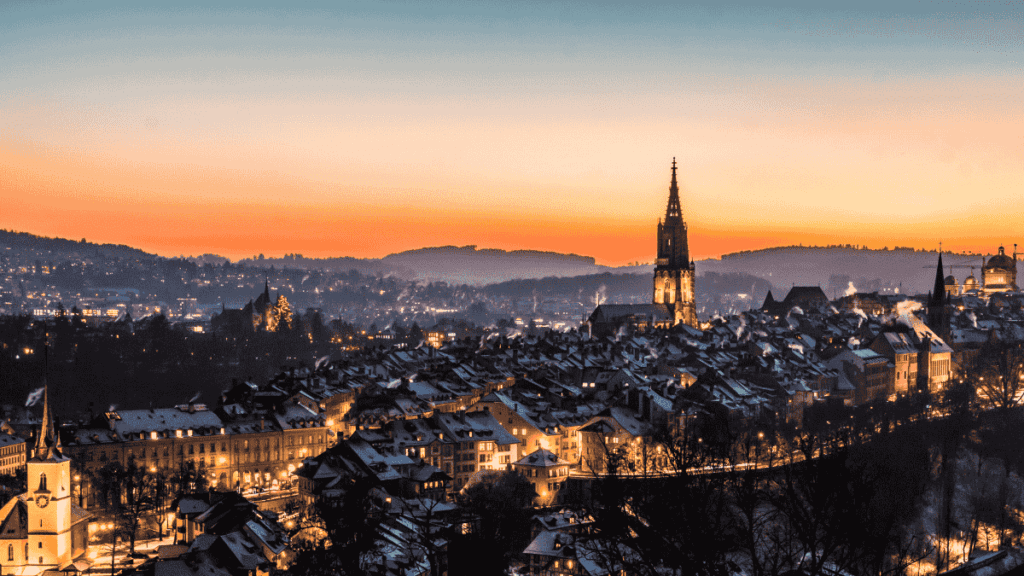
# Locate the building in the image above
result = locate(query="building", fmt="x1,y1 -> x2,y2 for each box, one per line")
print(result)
0,434 -> 26,478
62,402 -> 328,508
869,331 -> 919,397
513,449 -> 570,507
826,349 -> 891,406
653,158 -> 697,328
927,253 -> 952,340
982,245 -> 1018,295
0,386 -> 92,575
589,159 -> 698,336
761,286 -> 830,316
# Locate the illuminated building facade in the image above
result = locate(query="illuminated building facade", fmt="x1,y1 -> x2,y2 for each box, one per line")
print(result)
653,158 -> 697,328
0,387 -> 91,575
62,404 -> 328,509
0,434 -> 26,478
512,449 -> 570,507
982,245 -> 1018,295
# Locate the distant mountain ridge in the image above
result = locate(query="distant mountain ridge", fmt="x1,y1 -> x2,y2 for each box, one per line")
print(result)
235,245 -> 646,284
0,229 -> 1008,294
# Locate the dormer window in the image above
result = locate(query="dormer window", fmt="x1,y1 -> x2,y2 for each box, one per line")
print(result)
187,429 -> 193,437
175,430 -> 183,438
150,431 -> 157,440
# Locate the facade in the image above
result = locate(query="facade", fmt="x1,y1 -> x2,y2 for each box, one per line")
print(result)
653,159 -> 697,328
513,449 -> 570,507
62,403 -> 328,508
869,332 -> 919,396
0,434 -> 25,478
982,245 -> 1018,295
0,387 -> 91,575
826,349 -> 891,406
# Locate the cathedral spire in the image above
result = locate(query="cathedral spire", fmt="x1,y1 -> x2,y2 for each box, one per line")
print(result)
666,158 -> 682,221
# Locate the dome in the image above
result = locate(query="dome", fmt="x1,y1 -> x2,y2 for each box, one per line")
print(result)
944,275 -> 957,285
964,275 -> 978,287
984,246 -> 1015,270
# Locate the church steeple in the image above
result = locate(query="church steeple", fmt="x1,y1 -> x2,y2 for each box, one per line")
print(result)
33,382 -> 62,462
931,251 -> 945,306
653,157 -> 697,328
666,157 -> 682,221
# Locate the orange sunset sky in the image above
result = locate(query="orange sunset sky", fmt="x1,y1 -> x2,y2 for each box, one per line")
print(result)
2,1 -> 1022,266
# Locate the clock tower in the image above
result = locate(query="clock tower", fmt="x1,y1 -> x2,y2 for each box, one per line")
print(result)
26,384 -> 73,572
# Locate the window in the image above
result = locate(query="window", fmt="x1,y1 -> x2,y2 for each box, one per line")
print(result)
38,473 -> 46,491
8,544 -> 13,561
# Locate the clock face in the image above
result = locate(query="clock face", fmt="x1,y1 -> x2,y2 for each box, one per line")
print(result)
36,495 -> 49,508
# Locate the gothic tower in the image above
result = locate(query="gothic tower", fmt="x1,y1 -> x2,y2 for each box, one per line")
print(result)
927,252 -> 950,339
653,159 -> 697,327
26,384 -> 74,573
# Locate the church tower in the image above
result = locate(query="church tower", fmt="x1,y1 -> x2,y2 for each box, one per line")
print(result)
927,252 -> 951,339
653,159 -> 697,327
25,384 -> 74,573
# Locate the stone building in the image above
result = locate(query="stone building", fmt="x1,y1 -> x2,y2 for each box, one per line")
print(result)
653,158 -> 697,328
62,402 -> 328,509
0,434 -> 25,478
590,159 -> 698,336
982,245 -> 1018,295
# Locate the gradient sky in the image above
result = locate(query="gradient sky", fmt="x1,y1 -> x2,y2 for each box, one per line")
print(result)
2,0 -> 1022,265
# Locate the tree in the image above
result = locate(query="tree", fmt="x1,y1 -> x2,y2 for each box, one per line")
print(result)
454,470 -> 536,576
264,295 -> 294,332
970,342 -> 1024,412
91,460 -> 160,557
289,475 -> 384,576
580,424 -> 739,576
169,461 -> 209,499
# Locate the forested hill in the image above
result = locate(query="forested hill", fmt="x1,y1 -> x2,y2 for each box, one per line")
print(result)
0,229 -> 157,261
699,245 -> 1002,298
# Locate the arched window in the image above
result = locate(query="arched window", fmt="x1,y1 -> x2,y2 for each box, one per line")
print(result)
38,473 -> 46,491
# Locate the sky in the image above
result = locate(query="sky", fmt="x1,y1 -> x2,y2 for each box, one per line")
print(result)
1,0 -> 1022,266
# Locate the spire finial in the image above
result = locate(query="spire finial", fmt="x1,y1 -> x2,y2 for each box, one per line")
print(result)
665,158 -> 682,220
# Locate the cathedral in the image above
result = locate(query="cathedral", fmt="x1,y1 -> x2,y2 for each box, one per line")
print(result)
588,159 -> 698,335
653,158 -> 697,327
0,386 -> 91,575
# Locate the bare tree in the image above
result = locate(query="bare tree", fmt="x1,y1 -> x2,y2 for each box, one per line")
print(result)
971,342 -> 1024,412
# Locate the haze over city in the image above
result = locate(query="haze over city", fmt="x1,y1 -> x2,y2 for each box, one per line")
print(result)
2,0 -> 1022,264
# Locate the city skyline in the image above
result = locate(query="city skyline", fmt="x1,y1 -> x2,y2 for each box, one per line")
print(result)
2,0 -> 1022,265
